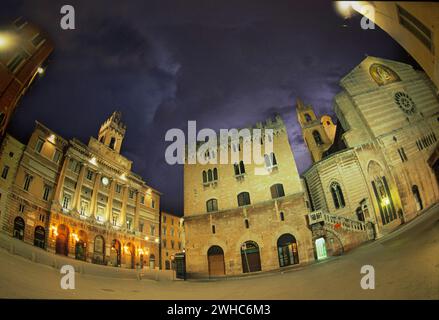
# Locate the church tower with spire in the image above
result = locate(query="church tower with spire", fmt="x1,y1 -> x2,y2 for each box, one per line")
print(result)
97,111 -> 126,154
296,98 -> 335,163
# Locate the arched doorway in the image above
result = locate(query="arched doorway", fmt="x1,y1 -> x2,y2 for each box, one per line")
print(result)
34,226 -> 46,249
240,241 -> 261,273
149,254 -> 155,269
110,239 -> 121,267
207,245 -> 225,276
277,234 -> 299,267
412,185 -> 423,211
315,237 -> 327,260
13,217 -> 25,240
124,242 -> 135,269
75,230 -> 87,261
93,235 -> 105,265
55,224 -> 69,256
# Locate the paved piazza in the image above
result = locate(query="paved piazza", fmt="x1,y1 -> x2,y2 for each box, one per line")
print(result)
0,204 -> 438,300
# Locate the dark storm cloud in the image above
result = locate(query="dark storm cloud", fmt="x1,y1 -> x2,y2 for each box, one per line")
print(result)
2,0 -> 416,214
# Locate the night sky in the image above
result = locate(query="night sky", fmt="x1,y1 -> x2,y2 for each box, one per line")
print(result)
1,1 -> 420,215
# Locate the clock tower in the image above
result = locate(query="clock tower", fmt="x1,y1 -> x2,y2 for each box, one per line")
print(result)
98,111 -> 126,154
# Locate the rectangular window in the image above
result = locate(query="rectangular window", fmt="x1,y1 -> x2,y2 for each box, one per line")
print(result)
178,242 -> 182,250
116,184 -> 122,193
19,204 -> 25,213
170,228 -> 174,237
31,33 -> 45,47
7,51 -> 29,74
1,165 -> 9,179
163,240 -> 167,248
397,5 -> 433,52
35,138 -> 44,153
23,174 -> 32,191
129,189 -> 134,199
43,185 -> 51,201
171,240 -> 175,249
80,200 -> 88,216
152,200 -> 155,209
53,149 -> 62,164
140,196 -> 145,204
112,215 -> 118,226
150,225 -> 155,236
126,218 -> 133,230
163,227 -> 166,235
163,215 -> 167,223
14,17 -> 27,29
139,221 -> 144,233
62,194 -> 71,209
86,170 -> 93,180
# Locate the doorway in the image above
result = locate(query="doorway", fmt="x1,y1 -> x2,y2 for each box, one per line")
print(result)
241,241 -> 261,273
277,234 -> 299,267
315,237 -> 327,260
207,245 -> 225,276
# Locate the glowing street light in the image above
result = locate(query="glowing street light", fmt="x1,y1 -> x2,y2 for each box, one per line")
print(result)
37,67 -> 45,75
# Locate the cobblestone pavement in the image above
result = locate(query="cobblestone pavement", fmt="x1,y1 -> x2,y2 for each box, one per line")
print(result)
0,205 -> 438,299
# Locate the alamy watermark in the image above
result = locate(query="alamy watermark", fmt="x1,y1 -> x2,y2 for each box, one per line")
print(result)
165,121 -> 276,175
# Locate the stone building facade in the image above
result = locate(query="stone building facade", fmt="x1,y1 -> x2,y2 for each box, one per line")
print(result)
160,211 -> 184,270
0,112 -> 161,269
0,18 -> 53,137
302,56 -> 439,258
184,115 -> 314,278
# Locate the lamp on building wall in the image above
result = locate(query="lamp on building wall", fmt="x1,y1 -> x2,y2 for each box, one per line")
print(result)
72,233 -> 79,242
144,236 -> 149,241
0,32 -> 14,49
48,134 -> 56,144
50,225 -> 58,237
89,157 -> 97,166
37,67 -> 45,75
154,238 -> 159,243
381,197 -> 390,207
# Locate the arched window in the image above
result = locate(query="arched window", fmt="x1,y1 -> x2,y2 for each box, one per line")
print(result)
270,183 -> 285,199
208,169 -> 213,181
330,182 -> 345,209
237,192 -> 251,206
234,161 -> 245,176
202,171 -> 207,184
206,199 -> 218,212
313,130 -> 323,146
213,168 -> 218,181
304,113 -> 312,122
109,137 -> 116,150
264,152 -> 278,169
239,161 -> 245,174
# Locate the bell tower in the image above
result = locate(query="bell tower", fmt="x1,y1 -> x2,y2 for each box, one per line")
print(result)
296,98 -> 334,163
98,111 -> 126,154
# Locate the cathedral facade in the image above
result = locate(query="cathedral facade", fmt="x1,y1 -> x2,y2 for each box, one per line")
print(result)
0,112 -> 161,269
301,56 -> 439,256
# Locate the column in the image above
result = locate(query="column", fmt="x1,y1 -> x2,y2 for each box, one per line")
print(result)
53,154 -> 70,206
106,179 -> 116,223
134,190 -> 141,232
90,171 -> 102,219
73,163 -> 87,212
119,185 -> 128,228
